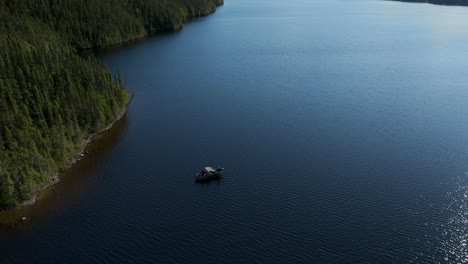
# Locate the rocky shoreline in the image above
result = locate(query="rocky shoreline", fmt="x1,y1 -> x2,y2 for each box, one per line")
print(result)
18,93 -> 133,208
7,0 -> 223,211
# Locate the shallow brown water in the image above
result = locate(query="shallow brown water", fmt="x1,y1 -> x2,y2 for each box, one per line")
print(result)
0,114 -> 129,229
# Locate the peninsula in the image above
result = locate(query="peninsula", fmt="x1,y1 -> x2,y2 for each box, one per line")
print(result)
0,0 -> 223,210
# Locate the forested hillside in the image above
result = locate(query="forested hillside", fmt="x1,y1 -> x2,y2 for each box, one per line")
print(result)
0,0 -> 223,209
3,0 -> 223,49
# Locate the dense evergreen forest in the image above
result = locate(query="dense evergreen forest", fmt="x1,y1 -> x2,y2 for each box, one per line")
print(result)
0,0 -> 223,209
391,0 -> 468,6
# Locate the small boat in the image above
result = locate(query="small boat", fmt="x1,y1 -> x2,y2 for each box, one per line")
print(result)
195,166 -> 224,182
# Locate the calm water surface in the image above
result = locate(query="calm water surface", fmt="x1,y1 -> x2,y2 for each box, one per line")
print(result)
1,0 -> 468,263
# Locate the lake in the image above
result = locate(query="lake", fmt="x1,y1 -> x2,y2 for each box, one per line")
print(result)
1,0 -> 467,263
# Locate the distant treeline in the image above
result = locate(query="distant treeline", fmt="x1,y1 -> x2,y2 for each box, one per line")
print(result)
0,0 -> 222,209
2,0 -> 223,49
391,0 -> 468,6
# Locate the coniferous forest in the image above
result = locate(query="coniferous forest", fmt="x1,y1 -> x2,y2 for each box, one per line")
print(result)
0,0 -> 223,209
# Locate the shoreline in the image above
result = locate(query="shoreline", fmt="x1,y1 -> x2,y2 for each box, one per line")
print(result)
388,0 -> 468,6
18,92 -> 133,208
79,1 -> 224,52
6,1 -> 223,212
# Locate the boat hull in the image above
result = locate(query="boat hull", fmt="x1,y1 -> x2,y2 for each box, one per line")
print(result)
194,174 -> 222,183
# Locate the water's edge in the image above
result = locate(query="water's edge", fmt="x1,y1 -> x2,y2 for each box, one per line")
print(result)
388,0 -> 468,7
2,2 -> 223,213
18,93 -> 133,209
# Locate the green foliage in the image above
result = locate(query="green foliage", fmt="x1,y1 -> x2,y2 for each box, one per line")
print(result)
0,0 -> 222,209
1,0 -> 223,49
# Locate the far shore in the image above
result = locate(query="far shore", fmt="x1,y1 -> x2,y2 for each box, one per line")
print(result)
388,0 -> 468,6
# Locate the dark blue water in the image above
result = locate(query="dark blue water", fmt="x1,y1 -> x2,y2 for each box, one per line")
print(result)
1,0 -> 468,263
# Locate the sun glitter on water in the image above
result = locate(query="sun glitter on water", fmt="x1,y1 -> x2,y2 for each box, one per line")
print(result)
441,174 -> 467,263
